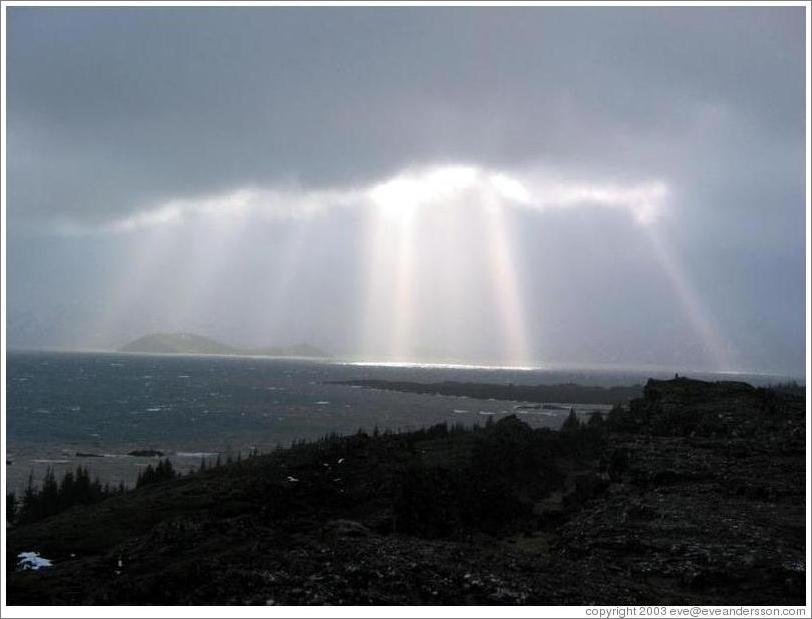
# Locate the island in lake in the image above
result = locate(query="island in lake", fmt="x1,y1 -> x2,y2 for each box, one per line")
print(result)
119,332 -> 329,359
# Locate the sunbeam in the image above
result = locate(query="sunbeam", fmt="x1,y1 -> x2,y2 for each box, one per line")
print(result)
359,201 -> 397,359
63,161 -> 746,370
389,203 -> 418,361
644,224 -> 734,371
168,201 -> 255,331
93,224 -> 182,348
478,192 -> 533,367
254,218 -> 317,346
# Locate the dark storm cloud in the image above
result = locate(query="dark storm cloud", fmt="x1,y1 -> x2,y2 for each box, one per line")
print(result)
5,6 -> 807,375
7,6 -> 804,230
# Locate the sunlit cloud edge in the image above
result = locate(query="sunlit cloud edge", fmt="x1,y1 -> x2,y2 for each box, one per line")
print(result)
54,163 -> 672,236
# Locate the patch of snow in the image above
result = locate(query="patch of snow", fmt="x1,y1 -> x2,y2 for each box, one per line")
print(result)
17,552 -> 52,571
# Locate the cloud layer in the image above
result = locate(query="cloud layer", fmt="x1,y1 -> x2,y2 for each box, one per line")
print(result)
5,7 -> 806,374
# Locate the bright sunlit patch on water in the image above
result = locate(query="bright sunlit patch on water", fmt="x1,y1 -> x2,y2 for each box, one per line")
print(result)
175,452 -> 220,458
337,360 -> 543,372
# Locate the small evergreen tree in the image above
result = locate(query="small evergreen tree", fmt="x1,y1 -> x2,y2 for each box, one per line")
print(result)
20,472 -> 40,523
561,409 -> 581,432
58,470 -> 76,511
75,466 -> 92,503
7,492 -> 17,524
40,468 -> 60,518
14,466 -> 117,525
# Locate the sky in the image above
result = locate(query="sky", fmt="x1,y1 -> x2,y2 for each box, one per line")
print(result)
4,6 -> 807,375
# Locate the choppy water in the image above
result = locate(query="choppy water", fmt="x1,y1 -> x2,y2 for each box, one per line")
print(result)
4,350 -> 793,492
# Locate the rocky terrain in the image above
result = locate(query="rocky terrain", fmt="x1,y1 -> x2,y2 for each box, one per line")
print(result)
5,377 -> 806,605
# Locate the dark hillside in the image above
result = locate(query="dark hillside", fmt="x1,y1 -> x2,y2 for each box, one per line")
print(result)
6,378 -> 805,605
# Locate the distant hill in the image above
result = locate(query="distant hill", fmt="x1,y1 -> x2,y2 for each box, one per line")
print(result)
119,333 -> 237,355
119,333 -> 328,358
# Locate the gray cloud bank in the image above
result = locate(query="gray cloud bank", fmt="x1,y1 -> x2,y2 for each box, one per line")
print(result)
5,6 -> 807,375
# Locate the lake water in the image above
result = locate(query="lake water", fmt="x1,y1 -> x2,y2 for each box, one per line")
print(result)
4,350 -> 792,492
